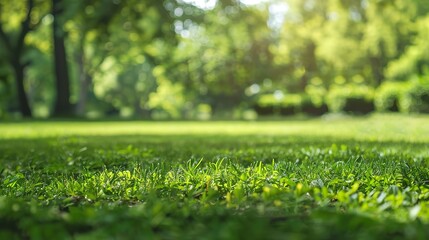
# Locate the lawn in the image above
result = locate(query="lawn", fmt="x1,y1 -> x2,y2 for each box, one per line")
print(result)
1,114 -> 429,239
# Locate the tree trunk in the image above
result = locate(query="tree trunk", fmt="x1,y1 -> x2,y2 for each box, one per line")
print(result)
0,0 -> 34,117
52,0 -> 72,117
12,61 -> 32,117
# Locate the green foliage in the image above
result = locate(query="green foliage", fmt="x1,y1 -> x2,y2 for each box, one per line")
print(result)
302,78 -> 329,115
376,77 -> 429,114
25,48 -> 55,118
326,83 -> 374,114
385,16 -> 429,80
305,78 -> 327,107
375,81 -> 408,112
400,77 -> 429,113
148,66 -> 185,119
1,116 -> 429,238
255,92 -> 328,116
255,93 -> 302,116
2,0 -> 429,118
300,95 -> 329,116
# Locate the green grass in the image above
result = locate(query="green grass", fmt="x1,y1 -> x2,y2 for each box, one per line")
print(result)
1,114 -> 429,239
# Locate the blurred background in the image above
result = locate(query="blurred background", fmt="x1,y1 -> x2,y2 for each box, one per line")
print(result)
1,0 -> 429,120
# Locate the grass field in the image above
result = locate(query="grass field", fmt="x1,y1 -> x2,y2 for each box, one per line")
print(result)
1,114 -> 429,239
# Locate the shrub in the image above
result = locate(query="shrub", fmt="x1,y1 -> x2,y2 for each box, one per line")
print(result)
254,93 -> 302,116
304,80 -> 329,116
253,94 -> 277,115
300,95 -> 329,116
375,81 -> 407,112
254,93 -> 300,116
400,77 -> 429,113
326,84 -> 374,114
254,93 -> 328,116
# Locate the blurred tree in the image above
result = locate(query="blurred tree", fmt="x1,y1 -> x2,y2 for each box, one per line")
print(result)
0,0 -> 47,117
361,0 -> 416,86
1,0 -> 429,118
274,0 -> 328,91
63,0 -> 126,116
86,0 -> 179,117
385,11 -> 429,80
167,1 -> 275,115
314,0 -> 366,85
275,0 -> 418,90
52,0 -> 72,116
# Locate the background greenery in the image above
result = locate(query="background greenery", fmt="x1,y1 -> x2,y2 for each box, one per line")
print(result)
1,0 -> 429,119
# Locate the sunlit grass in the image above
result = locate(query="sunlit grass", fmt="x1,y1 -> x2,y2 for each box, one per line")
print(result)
1,114 -> 429,142
1,114 -> 429,239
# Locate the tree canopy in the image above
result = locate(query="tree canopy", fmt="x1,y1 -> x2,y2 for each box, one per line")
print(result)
1,0 -> 429,119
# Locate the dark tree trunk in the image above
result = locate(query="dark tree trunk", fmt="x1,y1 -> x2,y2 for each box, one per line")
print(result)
12,60 -> 32,117
52,0 -> 72,116
0,0 -> 34,117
